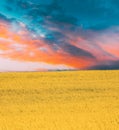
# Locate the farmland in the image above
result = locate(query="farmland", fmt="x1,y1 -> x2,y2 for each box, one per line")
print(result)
0,71 -> 119,129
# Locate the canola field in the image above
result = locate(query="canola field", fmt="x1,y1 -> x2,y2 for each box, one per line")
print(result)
0,71 -> 119,130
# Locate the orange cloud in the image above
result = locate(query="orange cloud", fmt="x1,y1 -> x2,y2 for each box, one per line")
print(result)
0,20 -> 96,69
0,20 -> 119,71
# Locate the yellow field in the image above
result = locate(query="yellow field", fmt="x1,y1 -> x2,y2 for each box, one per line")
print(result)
0,70 -> 119,130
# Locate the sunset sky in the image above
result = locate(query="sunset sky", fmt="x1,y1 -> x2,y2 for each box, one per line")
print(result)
0,0 -> 119,71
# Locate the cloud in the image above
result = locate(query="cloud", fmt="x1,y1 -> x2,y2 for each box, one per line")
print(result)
0,57 -> 74,72
88,60 -> 119,70
0,17 -> 119,70
0,13 -> 15,24
61,43 -> 95,58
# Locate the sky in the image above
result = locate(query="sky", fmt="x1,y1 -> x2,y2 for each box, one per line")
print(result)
0,0 -> 119,71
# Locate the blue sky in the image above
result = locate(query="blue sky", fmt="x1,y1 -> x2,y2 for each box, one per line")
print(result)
29,0 -> 119,30
1,0 -> 119,30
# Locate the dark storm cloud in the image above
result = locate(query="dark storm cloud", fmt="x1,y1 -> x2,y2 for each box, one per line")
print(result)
61,43 -> 95,59
88,61 -> 119,70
